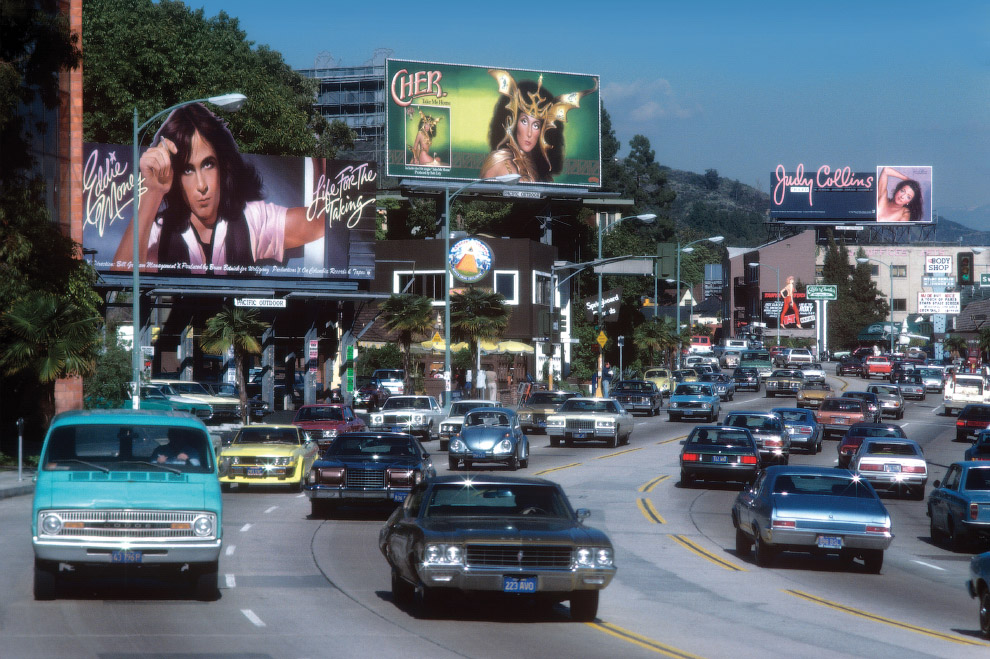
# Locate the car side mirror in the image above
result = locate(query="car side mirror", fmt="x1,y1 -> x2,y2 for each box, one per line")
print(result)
576,508 -> 591,521
680,439 -> 687,445
933,480 -> 941,489
422,452 -> 430,458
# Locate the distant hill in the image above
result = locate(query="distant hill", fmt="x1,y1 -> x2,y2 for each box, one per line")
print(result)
934,216 -> 990,245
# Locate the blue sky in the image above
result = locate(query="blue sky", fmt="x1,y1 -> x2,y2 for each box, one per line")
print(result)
190,0 -> 990,227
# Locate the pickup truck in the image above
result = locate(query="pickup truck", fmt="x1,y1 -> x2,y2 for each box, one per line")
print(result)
863,357 -> 892,380
944,374 -> 988,416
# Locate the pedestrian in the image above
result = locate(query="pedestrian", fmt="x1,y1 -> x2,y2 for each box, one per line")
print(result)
603,362 -> 614,397
475,368 -> 487,399
464,368 -> 472,396
486,369 -> 497,402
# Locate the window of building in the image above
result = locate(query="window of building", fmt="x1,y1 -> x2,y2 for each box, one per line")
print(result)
815,265 -> 824,282
892,298 -> 907,312
891,265 -> 907,277
394,271 -> 446,301
868,265 -> 879,277
533,271 -> 552,305
493,271 -> 518,305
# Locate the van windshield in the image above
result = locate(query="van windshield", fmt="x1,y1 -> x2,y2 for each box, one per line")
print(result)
43,424 -> 213,473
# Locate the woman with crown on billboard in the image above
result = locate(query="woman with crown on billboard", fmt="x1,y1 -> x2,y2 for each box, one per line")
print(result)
410,110 -> 445,166
480,70 -> 597,183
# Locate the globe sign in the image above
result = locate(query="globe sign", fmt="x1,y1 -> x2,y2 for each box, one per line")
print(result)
448,238 -> 493,284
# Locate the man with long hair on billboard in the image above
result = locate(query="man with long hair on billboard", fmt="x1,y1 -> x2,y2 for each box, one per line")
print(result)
113,103 -> 325,275
480,70 -> 597,183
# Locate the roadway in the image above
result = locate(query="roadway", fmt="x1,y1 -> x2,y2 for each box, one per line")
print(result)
0,368 -> 985,658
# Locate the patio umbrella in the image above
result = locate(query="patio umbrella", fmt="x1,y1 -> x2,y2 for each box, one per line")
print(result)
494,340 -> 534,354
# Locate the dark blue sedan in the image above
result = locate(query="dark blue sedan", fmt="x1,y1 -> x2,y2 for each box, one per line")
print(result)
928,461 -> 990,551
772,407 -> 822,454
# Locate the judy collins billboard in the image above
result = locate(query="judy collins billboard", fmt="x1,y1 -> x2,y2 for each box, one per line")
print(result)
386,59 -> 601,187
769,164 -> 932,224
82,105 -> 376,280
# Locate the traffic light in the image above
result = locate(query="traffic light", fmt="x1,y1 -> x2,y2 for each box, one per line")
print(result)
657,243 -> 676,279
958,252 -> 974,286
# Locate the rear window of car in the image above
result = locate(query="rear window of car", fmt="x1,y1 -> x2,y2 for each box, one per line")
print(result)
772,474 -> 876,498
862,441 -> 921,456
726,415 -> 781,431
821,399 -> 863,412
688,429 -> 752,446
775,410 -> 811,422
852,426 -> 906,438
961,406 -> 990,421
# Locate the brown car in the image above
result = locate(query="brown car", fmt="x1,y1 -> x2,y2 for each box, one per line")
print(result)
815,397 -> 869,439
796,381 -> 832,409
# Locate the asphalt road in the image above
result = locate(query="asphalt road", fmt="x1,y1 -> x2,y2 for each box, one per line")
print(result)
2,369 -> 987,658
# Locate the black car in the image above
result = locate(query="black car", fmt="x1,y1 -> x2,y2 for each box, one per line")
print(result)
354,378 -> 390,410
836,357 -> 864,377
304,432 -> 436,517
679,425 -> 760,485
841,391 -> 882,423
610,380 -> 662,416
957,404 -> 990,443
732,367 -> 761,392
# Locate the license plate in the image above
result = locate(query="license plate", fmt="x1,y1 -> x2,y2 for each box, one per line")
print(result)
392,491 -> 408,502
711,455 -> 728,463
390,425 -> 406,433
536,420 -> 546,427
246,467 -> 264,477
111,550 -> 142,564
835,417 -> 848,424
503,576 -> 538,593
573,432 -> 587,439
817,535 -> 842,549
884,463 -> 901,472
472,451 -> 487,459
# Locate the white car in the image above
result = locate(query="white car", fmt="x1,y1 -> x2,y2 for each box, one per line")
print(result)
850,438 -> 927,500
437,399 -> 499,451
799,362 -> 826,383
546,398 -> 633,448
368,395 -> 444,441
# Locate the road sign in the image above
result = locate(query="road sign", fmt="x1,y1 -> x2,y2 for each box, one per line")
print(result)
982,273 -> 990,288
923,276 -> 955,288
805,284 -> 837,300
431,331 -> 442,343
597,331 -> 608,348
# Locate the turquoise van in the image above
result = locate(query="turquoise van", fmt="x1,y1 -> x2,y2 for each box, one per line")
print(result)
32,410 -> 222,600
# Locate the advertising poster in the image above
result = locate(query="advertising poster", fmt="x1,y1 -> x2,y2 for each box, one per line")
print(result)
876,165 -> 933,223
761,291 -> 816,330
386,59 -> 601,187
82,138 -> 377,280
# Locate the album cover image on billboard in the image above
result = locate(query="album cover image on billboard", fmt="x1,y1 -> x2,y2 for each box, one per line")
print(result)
876,165 -> 932,223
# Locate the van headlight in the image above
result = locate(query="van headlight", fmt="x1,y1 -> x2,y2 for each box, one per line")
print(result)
40,513 -> 62,535
193,515 -> 216,537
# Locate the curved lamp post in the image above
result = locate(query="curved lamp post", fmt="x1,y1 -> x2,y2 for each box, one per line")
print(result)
129,93 -> 247,409
674,236 -> 723,365
747,261 -> 780,346
597,214 -> 656,396
443,173 -> 520,406
857,256 -> 895,354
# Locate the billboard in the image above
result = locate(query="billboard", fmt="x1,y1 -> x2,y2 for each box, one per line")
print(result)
83,141 -> 376,280
918,292 -> 960,314
386,59 -> 601,187
769,164 -> 933,224
761,292 -> 816,330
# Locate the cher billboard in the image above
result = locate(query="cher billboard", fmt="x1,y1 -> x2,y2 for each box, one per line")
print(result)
386,59 -> 601,187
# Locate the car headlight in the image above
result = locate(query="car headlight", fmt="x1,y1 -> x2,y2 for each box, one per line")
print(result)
449,438 -> 467,452
701,403 -> 712,409
193,514 -> 215,537
546,417 -> 564,428
306,468 -> 318,485
518,412 -> 532,422
423,543 -> 463,565
493,438 -> 513,454
671,402 -> 680,408
40,513 -> 62,535
595,419 -> 615,430
412,413 -> 425,424
371,414 -> 383,425
219,456 -> 232,475
574,546 -> 613,568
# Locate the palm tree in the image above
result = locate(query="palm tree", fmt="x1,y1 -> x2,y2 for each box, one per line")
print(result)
379,294 -> 435,393
200,307 -> 266,424
978,327 -> 990,363
450,289 -> 511,378
0,292 -> 101,427
635,317 -> 678,368
944,335 -> 969,361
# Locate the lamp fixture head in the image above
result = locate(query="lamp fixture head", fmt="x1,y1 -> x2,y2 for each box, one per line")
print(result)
207,93 -> 248,111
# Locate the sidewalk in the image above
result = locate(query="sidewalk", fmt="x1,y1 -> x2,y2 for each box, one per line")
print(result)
0,467 -> 35,499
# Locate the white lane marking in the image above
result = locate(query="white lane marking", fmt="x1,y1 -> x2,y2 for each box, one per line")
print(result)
240,523 -> 252,533
264,506 -> 278,514
225,544 -> 236,556
225,574 -> 236,588
912,560 -> 946,571
296,493 -> 306,498
241,609 -> 266,627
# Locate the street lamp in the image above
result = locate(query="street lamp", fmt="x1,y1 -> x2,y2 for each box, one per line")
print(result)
443,173 -> 521,405
747,262 -> 780,346
857,256 -> 896,354
597,213 -> 656,396
129,93 -> 247,409
673,236 -> 724,365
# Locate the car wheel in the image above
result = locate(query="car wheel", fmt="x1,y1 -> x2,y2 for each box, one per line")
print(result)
463,460 -> 473,470
391,570 -> 414,606
550,436 -> 560,447
766,391 -> 773,398
221,482 -> 233,492
439,439 -> 448,452
33,558 -> 57,601
754,528 -> 776,567
957,431 -> 968,442
949,521 -> 969,552
922,394 -> 927,402
310,499 -> 327,518
569,590 -> 599,622
508,454 -> 519,471
911,486 -> 925,501
193,561 -> 220,601
863,549 -> 884,574
448,456 -> 458,471
980,589 -> 990,638
520,456 -> 529,469
735,526 -> 751,556
680,469 -> 694,487
930,513 -> 945,546
414,584 -> 442,618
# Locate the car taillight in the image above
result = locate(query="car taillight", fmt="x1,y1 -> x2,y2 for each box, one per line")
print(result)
972,503 -> 980,521
319,467 -> 345,485
772,520 -> 796,528
901,466 -> 926,474
865,525 -> 889,534
764,438 -> 782,447
740,455 -> 758,464
796,426 -> 814,434
681,453 -> 700,462
858,463 -> 883,471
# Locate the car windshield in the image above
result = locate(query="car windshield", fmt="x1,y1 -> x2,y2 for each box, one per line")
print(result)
423,483 -> 570,518
295,406 -> 343,422
527,393 -> 574,405
450,401 -> 496,415
802,382 -> 828,390
918,369 -> 942,378
688,429 -> 752,447
465,411 -> 510,427
384,398 -> 432,410
326,436 -> 417,458
862,441 -> 921,456
374,371 -> 404,380
673,384 -> 712,396
673,370 -> 695,379
822,399 -> 863,412
851,426 -> 906,438
644,370 -> 670,379
165,382 -> 211,396
872,387 -> 899,395
559,399 -> 620,414
735,369 -> 758,376
772,371 -> 802,378
43,423 -> 213,473
614,381 -> 650,391
771,473 -> 876,498
233,428 -> 301,445
965,468 -> 990,490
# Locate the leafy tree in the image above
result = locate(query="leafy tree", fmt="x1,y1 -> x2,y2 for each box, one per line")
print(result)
703,169 -> 720,191
83,326 -> 133,409
82,0 -> 355,157
978,327 -> 990,362
379,294 -> 434,392
199,307 -> 266,424
944,335 -> 968,360
634,317 -> 678,368
622,135 -> 677,217
450,289 -> 510,374
356,344 -> 403,377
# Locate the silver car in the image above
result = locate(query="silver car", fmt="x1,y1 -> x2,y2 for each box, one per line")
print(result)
866,384 -> 906,420
447,407 -> 529,471
732,466 -> 892,572
850,437 -> 928,500
369,395 -> 445,441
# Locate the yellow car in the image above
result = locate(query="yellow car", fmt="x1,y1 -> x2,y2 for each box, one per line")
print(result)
219,424 -> 319,491
643,367 -> 674,396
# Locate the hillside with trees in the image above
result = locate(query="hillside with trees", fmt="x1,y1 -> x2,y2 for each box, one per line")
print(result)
664,168 -> 770,247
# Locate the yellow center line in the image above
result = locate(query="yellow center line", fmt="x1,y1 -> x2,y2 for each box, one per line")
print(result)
659,434 -> 688,445
637,498 -> 665,524
588,621 -> 706,658
668,534 -> 746,572
533,462 -> 581,476
639,474 -> 670,492
596,446 -> 646,460
785,589 -> 988,647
